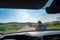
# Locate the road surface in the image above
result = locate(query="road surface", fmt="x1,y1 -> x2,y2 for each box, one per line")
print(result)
17,25 -> 36,32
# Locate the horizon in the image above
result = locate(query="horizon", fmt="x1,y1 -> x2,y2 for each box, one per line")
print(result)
0,20 -> 60,23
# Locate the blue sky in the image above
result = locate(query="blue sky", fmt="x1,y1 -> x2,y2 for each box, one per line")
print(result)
0,8 -> 60,23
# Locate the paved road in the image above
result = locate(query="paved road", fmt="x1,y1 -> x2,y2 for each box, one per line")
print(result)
17,25 -> 36,32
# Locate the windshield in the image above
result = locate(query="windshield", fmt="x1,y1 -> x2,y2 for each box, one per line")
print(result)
0,8 -> 60,34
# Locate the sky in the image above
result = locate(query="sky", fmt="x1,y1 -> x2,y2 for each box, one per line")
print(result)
0,0 -> 60,23
0,8 -> 60,23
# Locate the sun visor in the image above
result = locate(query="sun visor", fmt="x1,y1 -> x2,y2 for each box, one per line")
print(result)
0,0 -> 48,9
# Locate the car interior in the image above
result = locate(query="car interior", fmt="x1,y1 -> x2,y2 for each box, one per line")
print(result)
43,34 -> 60,40
0,0 -> 60,40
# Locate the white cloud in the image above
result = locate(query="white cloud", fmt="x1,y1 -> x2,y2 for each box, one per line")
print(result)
4,9 -> 59,23
13,10 -> 38,23
49,14 -> 60,21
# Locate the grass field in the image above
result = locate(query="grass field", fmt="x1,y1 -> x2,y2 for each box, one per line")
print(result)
47,25 -> 60,29
32,23 -> 60,30
0,23 -> 60,34
0,23 -> 26,34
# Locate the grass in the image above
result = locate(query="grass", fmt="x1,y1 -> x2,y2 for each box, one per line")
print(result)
0,24 -> 25,34
32,23 -> 60,30
0,23 -> 60,34
47,25 -> 60,30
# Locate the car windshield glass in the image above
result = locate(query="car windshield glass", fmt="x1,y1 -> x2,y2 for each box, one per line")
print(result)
0,8 -> 60,34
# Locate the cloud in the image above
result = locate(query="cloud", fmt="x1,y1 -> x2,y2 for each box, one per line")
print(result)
13,9 -> 60,23
13,9 -> 38,23
49,14 -> 60,21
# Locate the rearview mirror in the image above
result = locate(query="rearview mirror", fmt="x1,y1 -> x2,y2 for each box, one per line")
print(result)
46,0 -> 60,14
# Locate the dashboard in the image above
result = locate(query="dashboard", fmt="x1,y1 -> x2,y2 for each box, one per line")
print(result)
0,31 -> 60,40
0,35 -> 41,40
